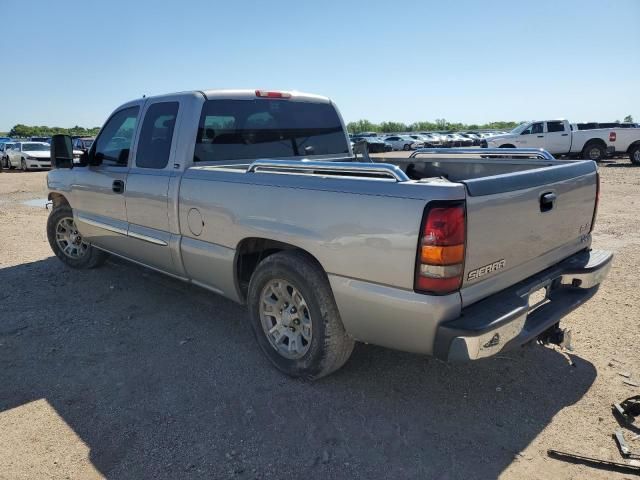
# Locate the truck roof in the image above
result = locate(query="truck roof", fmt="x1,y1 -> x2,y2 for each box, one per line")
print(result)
133,89 -> 331,104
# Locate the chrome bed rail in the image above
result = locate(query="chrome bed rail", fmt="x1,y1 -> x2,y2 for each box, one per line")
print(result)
246,159 -> 410,182
410,148 -> 556,160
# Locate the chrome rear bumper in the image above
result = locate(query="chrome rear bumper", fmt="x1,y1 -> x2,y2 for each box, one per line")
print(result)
434,249 -> 613,362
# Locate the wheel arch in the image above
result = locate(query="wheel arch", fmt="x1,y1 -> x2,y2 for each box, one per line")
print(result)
626,140 -> 640,154
234,237 -> 326,303
499,143 -> 515,148
48,192 -> 70,209
583,138 -> 607,149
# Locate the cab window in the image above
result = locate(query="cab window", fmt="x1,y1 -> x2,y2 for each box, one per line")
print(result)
92,107 -> 140,167
136,102 -> 179,169
546,121 -> 565,133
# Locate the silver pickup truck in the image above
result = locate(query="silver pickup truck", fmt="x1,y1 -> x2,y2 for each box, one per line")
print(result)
46,89 -> 612,379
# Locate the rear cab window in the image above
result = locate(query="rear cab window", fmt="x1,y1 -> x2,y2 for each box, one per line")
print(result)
194,99 -> 348,162
546,121 -> 566,132
136,102 -> 179,169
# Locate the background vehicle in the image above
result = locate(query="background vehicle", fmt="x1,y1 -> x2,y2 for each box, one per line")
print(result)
419,133 -> 444,146
457,132 -> 481,146
6,141 -> 51,170
46,89 -> 610,379
483,119 -> 640,162
1,141 -> 15,169
352,136 -> 391,153
572,122 -> 639,131
72,137 -> 95,152
384,135 -> 420,150
30,136 -> 51,143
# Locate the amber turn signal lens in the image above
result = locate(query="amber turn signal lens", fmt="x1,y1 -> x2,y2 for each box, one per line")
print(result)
420,244 -> 464,265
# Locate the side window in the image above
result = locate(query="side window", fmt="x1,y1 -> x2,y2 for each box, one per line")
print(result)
93,106 -> 140,167
531,123 -> 543,134
136,102 -> 179,169
547,121 -> 565,133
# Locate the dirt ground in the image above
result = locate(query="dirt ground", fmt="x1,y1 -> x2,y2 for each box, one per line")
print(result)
0,157 -> 639,480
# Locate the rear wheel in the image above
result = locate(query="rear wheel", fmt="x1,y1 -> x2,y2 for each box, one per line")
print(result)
247,251 -> 354,380
582,142 -> 606,162
629,145 -> 640,165
47,205 -> 108,269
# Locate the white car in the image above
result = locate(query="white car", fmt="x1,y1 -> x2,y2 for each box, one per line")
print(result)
384,135 -> 420,151
6,141 -> 51,171
483,119 -> 640,162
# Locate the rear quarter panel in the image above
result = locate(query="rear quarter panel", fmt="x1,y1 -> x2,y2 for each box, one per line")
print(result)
177,168 -> 465,297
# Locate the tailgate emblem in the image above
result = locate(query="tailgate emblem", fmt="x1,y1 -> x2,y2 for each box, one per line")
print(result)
468,259 -> 506,280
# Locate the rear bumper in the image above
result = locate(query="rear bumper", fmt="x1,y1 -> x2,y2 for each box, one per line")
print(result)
434,249 -> 613,362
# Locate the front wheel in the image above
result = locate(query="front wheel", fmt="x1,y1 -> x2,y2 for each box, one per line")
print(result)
247,251 -> 355,380
403,144 -> 410,151
20,159 -> 28,171
47,205 -> 108,268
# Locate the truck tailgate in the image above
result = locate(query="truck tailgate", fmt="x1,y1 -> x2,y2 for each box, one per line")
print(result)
460,161 -> 598,307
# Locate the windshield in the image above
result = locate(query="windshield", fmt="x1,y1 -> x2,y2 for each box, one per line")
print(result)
22,143 -> 49,151
510,122 -> 530,135
194,99 -> 349,162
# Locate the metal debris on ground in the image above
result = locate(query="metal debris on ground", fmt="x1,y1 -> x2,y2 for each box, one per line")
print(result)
614,429 -> 640,459
613,395 -> 640,428
547,449 -> 640,475
623,379 -> 640,387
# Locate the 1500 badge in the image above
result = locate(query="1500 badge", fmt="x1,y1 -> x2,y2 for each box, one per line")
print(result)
468,259 -> 506,280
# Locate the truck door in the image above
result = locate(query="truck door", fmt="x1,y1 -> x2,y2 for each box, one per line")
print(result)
72,106 -> 140,255
123,99 -> 181,274
515,122 -> 544,148
544,121 -> 571,155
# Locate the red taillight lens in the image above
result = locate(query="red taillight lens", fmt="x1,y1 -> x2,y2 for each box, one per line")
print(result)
415,203 -> 466,294
609,131 -> 616,142
590,172 -> 600,233
255,90 -> 291,99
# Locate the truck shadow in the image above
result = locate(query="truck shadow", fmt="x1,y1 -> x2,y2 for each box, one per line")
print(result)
0,256 -> 597,479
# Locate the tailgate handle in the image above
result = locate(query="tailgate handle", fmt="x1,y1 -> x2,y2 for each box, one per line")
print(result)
540,192 -> 556,212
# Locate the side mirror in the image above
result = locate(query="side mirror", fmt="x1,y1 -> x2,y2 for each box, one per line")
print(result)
50,135 -> 73,169
89,151 -> 103,166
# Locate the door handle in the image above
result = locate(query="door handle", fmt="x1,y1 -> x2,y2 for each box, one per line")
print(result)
540,192 -> 556,212
537,135 -> 544,138
112,180 -> 125,193
561,133 -> 568,136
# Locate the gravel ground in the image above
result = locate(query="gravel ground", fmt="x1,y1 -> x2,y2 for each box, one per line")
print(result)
0,158 -> 639,480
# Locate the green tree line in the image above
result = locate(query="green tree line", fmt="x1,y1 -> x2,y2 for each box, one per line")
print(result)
6,124 -> 101,138
346,119 -> 520,134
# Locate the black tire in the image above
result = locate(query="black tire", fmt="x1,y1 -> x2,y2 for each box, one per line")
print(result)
403,144 -> 410,151
47,205 -> 108,269
629,145 -> 640,165
247,251 -> 355,380
20,158 -> 28,172
582,141 -> 606,162
5,157 -> 13,169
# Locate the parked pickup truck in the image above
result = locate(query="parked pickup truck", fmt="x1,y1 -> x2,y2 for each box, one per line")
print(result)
46,90 -> 612,379
482,119 -> 640,163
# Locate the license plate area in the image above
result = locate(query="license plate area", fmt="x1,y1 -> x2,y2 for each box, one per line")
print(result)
528,286 -> 549,310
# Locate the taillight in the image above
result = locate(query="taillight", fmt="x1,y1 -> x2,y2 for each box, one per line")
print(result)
590,172 -> 600,233
415,203 -> 466,294
255,90 -> 291,99
609,131 -> 616,142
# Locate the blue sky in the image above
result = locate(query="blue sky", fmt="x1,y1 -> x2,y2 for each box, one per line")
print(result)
1,0 -> 638,131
